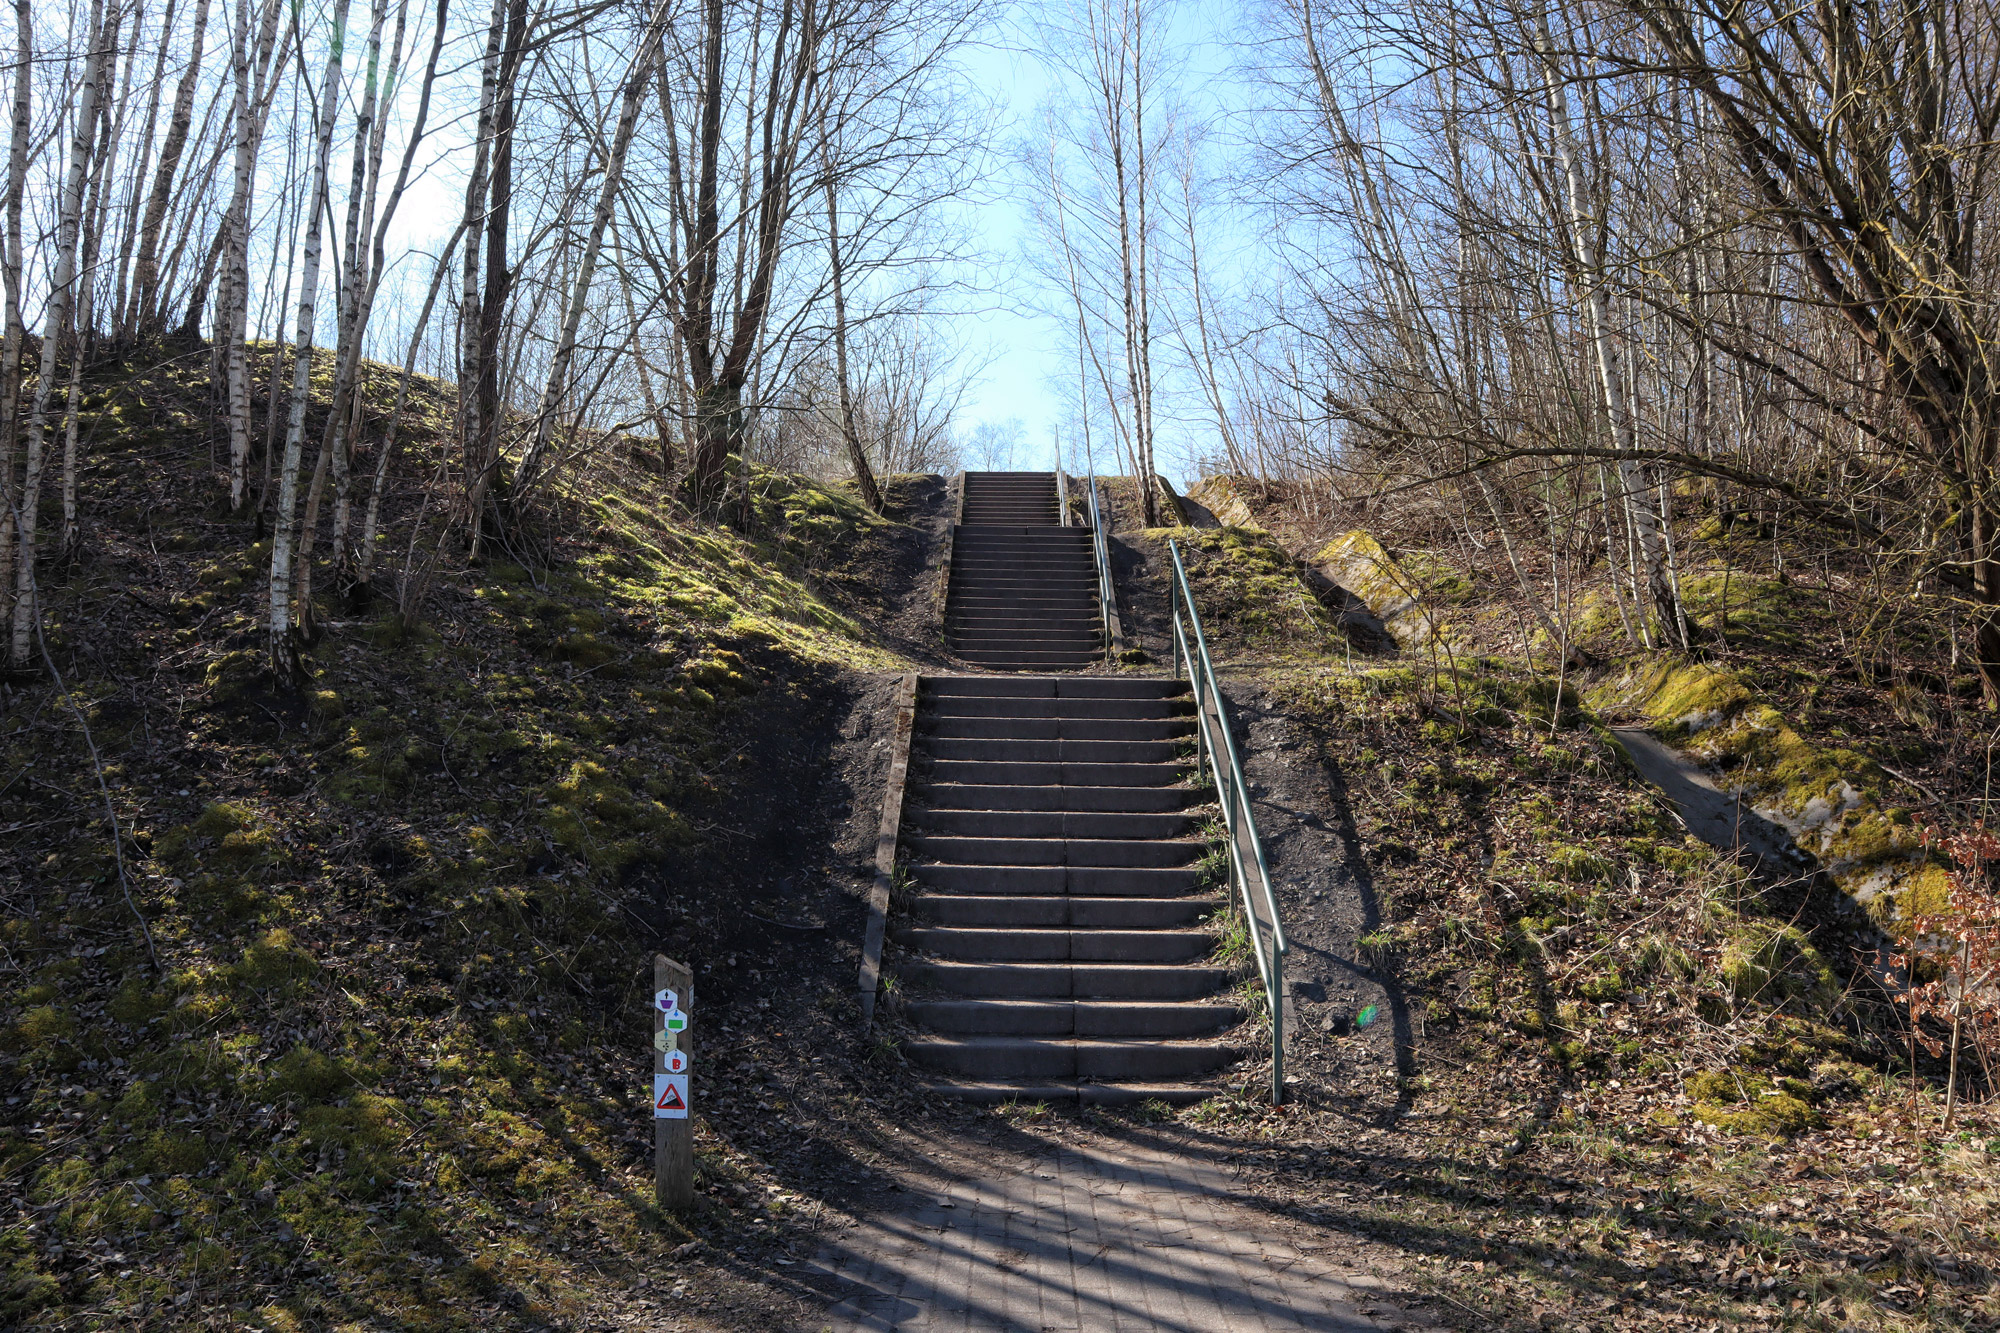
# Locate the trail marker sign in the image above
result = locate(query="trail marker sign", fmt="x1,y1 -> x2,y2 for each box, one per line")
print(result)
652,955 -> 694,1212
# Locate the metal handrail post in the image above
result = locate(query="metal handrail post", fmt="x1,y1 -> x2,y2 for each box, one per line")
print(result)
1165,537 -> 1288,1105
1087,474 -> 1114,663
1169,544 -> 1286,957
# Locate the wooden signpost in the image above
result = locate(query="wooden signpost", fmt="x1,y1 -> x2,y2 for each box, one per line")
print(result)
653,954 -> 693,1212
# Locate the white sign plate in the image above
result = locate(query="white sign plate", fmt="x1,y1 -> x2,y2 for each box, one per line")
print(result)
665,1047 -> 689,1075
654,989 -> 679,1013
653,1073 -> 690,1119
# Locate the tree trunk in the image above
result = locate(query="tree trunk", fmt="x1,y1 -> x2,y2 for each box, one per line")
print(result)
514,0 -> 675,501
0,0 -> 32,616
132,0 -> 213,337
222,0 -> 283,511
267,0 -> 353,675
456,0 -> 506,543
822,161 -> 881,511
10,0 -> 114,666
464,0 -> 529,556
295,0 -> 391,627
357,222 -> 461,594
1537,17 -> 1681,648
112,0 -> 174,341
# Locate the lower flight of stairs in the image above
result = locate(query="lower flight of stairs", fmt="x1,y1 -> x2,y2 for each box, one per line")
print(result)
888,675 -> 1247,1104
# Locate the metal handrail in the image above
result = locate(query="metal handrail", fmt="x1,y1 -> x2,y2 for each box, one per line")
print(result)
1086,474 -> 1115,663
1167,538 -> 1288,1104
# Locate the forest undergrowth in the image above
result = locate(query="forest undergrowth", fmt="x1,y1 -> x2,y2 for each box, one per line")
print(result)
0,349 -> 954,1330
1119,509 -> 2000,1332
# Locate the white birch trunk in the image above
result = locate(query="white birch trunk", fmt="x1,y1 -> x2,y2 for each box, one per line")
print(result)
223,0 -> 284,510
1536,17 -> 1679,645
0,0 -> 32,613
10,0 -> 113,666
113,0 -> 175,339
60,2 -> 125,552
267,0 -> 354,672
298,0 -> 389,613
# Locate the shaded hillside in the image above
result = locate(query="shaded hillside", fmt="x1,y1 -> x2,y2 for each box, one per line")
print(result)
0,350 -> 958,1330
1089,489 -> 1998,1331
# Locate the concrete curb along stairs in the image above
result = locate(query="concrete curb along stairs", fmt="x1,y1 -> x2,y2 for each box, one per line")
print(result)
865,471 -> 1251,1105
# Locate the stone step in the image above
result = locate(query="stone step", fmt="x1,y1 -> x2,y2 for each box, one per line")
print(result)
902,1036 -> 1242,1081
917,1080 -> 1222,1106
910,864 -> 1205,896
951,652 -> 1107,668
947,596 -> 1100,610
924,677 -> 1188,699
948,576 -> 1099,592
901,960 -> 1235,999
923,717 -> 1191,742
916,783 -> 1200,813
906,998 -> 1242,1037
926,738 -> 1186,764
944,636 -> 1105,652
892,925 -> 1215,963
947,617 -> 1102,634
908,895 -> 1216,929
907,835 -> 1202,867
896,920 -> 1208,960
925,760 -> 1187,787
910,808 -> 1199,839
926,698 -> 1191,722
950,564 -> 1096,577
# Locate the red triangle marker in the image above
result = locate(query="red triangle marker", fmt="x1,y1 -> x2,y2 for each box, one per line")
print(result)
656,1083 -> 686,1113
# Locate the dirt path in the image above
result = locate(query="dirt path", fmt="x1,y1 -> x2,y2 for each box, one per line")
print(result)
794,1117 -> 1446,1332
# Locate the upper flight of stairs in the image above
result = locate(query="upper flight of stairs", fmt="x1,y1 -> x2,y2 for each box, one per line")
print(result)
945,471 -> 1102,671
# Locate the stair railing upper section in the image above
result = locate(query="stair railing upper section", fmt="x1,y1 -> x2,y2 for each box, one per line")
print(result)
1166,538 -> 1289,1105
936,470 -> 964,620
1085,475 -> 1115,663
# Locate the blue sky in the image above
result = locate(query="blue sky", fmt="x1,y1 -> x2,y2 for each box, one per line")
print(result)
937,2 -> 1257,486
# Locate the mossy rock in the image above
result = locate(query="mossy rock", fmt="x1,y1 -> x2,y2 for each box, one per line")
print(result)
1183,475 -> 1264,529
141,1130 -> 211,1175
553,633 -> 618,669
1311,531 -> 1464,652
6,1004 -> 76,1054
1589,659 -> 1750,738
1599,659 -> 1943,936
1686,1068 -> 1820,1138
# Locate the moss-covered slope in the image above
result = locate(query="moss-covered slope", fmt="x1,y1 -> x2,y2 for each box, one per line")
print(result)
0,351 -> 934,1329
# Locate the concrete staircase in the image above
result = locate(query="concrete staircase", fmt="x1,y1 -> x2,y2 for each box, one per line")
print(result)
945,472 -> 1103,671
889,478 -> 1248,1104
